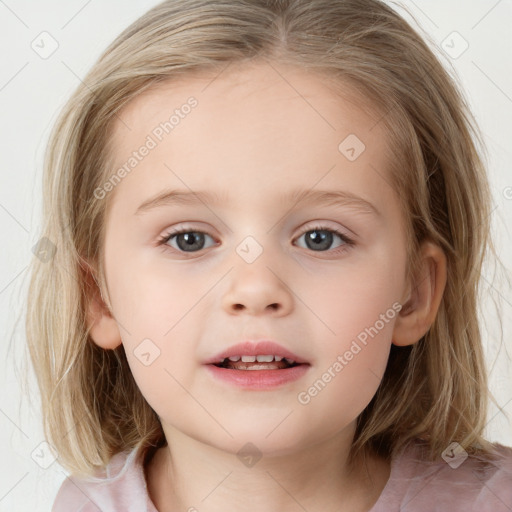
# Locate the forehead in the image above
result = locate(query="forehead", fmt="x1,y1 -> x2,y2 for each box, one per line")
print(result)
111,60 -> 384,139
105,60 -> 394,213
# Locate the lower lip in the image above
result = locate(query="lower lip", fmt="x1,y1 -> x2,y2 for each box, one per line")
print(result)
204,363 -> 310,389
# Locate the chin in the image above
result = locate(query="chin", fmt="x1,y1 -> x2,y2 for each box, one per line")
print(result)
206,427 -> 309,460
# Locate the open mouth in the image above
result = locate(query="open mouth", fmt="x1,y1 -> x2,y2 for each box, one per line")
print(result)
206,354 -> 310,388
212,355 -> 302,371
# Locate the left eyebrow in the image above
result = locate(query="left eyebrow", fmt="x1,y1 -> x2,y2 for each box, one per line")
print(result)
134,187 -> 380,217
285,188 -> 380,217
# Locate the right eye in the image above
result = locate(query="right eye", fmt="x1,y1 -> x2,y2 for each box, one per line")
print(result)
157,229 -> 217,253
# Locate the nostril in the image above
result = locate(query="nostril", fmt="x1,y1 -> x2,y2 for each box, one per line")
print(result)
231,303 -> 279,311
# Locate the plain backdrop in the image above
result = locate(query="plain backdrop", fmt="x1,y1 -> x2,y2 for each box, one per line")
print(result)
1,1 -> 511,510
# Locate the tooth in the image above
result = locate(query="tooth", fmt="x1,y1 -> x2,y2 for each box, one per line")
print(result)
228,356 -> 241,362
241,355 -> 256,362
274,356 -> 283,361
244,363 -> 279,370
256,355 -> 274,362
284,358 -> 295,365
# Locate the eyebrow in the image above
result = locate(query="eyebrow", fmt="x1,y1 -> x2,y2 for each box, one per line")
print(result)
134,187 -> 380,216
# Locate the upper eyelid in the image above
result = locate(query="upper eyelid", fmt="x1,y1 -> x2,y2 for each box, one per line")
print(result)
163,223 -> 349,236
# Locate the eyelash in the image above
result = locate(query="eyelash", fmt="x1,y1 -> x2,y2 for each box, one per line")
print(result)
156,224 -> 355,256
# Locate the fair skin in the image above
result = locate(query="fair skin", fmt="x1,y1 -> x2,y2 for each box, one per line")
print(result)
86,60 -> 447,512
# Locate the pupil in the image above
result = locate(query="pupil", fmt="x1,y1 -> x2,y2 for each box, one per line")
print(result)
307,230 -> 332,251
177,232 -> 204,252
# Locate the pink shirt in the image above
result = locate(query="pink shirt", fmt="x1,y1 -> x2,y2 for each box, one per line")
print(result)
52,440 -> 512,511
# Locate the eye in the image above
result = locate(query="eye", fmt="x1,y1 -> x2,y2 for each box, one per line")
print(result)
294,225 -> 354,253
157,228 -> 216,253
157,224 -> 354,255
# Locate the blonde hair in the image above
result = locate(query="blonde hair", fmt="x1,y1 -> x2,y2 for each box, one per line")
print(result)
26,0 -> 500,477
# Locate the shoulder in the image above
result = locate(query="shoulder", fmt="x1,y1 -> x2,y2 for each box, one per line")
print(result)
373,440 -> 512,512
52,446 -> 158,512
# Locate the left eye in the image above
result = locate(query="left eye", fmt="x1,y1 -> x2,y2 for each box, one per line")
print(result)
294,227 -> 353,252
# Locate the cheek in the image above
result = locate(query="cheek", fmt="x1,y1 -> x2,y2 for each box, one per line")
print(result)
296,273 -> 400,424
310,252 -> 405,345
299,248 -> 405,406
107,252 -> 211,338
106,259 -> 214,404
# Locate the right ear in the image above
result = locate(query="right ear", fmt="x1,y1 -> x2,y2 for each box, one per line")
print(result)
81,259 -> 122,350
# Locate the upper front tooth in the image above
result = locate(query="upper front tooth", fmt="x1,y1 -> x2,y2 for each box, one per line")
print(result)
237,355 -> 288,362
228,356 -> 241,362
255,355 -> 274,362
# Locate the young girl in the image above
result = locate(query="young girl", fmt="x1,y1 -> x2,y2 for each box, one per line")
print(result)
25,0 -> 512,510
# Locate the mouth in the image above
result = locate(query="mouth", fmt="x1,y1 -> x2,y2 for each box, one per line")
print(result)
204,341 -> 310,388
211,355 -> 304,371
204,340 -> 310,370
205,352 -> 310,389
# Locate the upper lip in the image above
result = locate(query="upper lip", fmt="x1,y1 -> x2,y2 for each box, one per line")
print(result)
204,341 -> 309,365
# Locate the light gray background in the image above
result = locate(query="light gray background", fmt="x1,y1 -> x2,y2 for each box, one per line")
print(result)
1,1 -> 511,510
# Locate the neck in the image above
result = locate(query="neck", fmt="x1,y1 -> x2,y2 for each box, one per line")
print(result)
145,425 -> 390,512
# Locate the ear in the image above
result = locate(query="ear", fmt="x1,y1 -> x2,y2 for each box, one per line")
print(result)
82,260 -> 122,350
392,240 -> 447,346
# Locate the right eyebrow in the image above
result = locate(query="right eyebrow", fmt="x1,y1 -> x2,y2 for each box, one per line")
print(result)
134,188 -> 226,215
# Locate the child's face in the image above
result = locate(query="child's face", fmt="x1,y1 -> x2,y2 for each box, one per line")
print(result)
100,61 -> 411,455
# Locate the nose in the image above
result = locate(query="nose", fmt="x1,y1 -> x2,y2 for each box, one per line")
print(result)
222,258 -> 294,317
